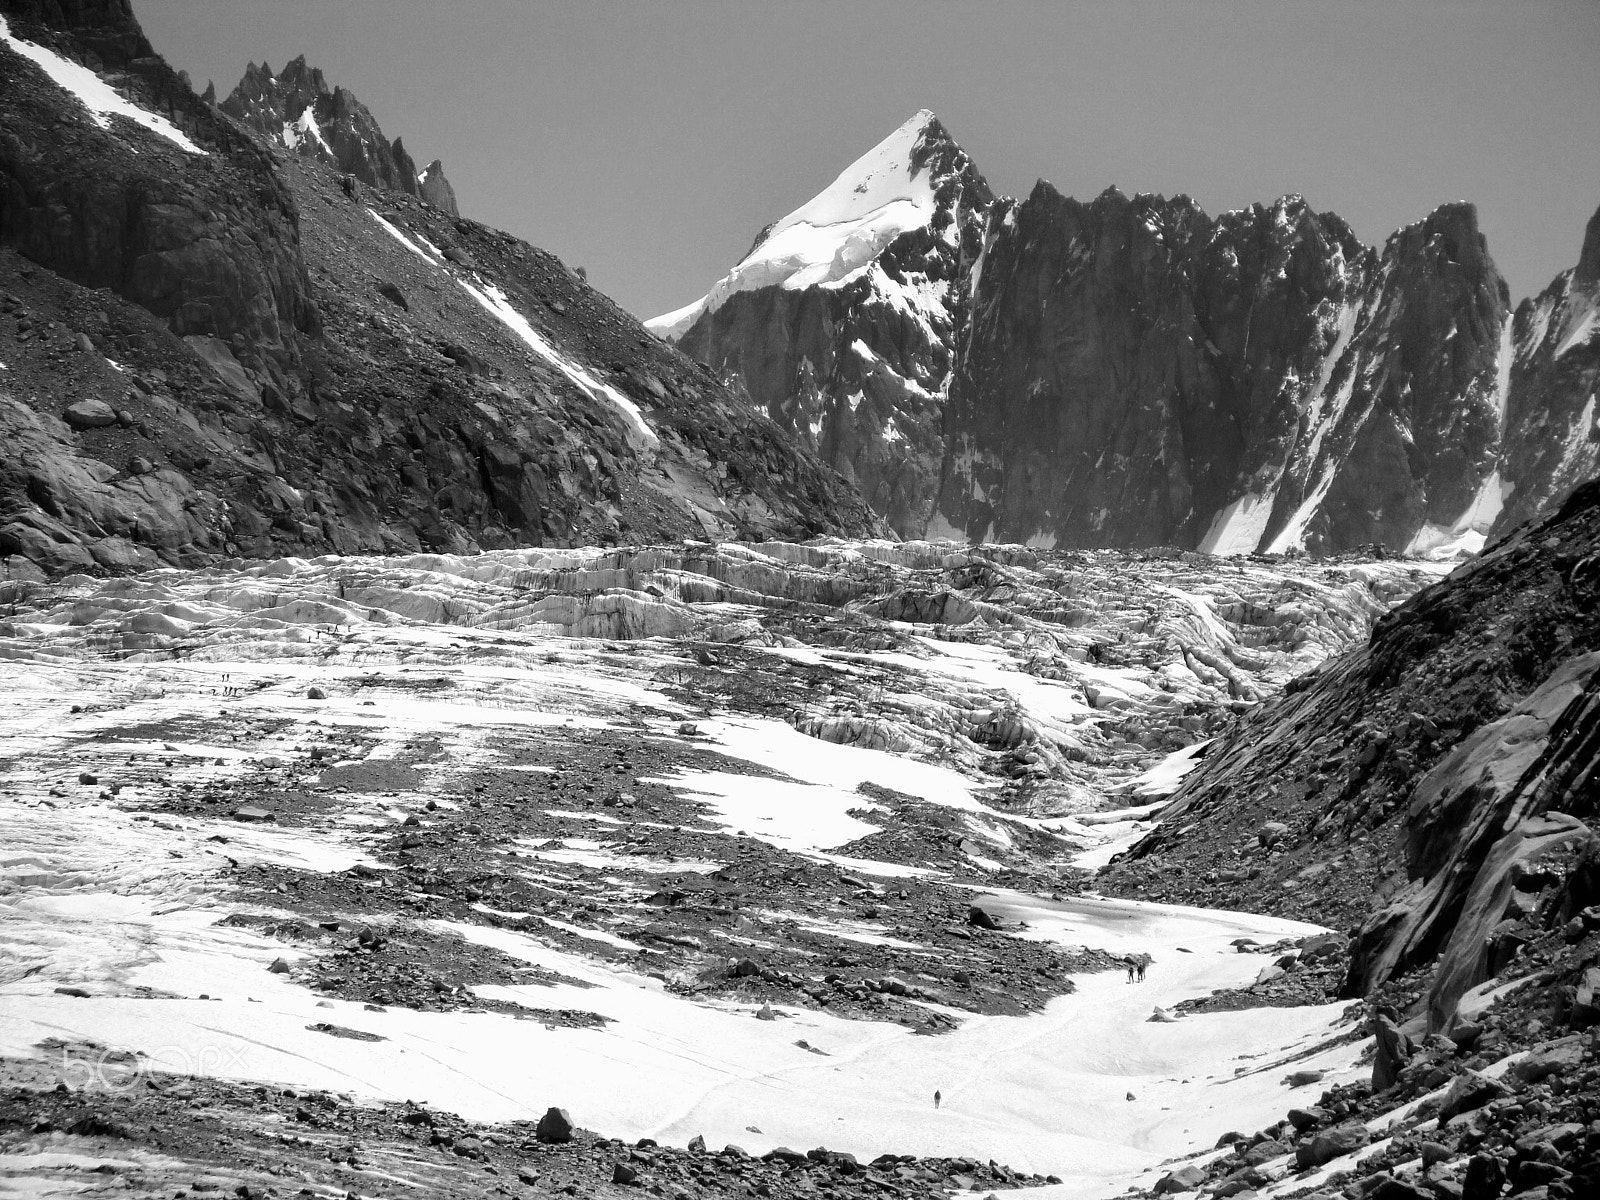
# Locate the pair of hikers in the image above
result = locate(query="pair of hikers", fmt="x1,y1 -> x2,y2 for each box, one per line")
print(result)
1124,953 -> 1151,983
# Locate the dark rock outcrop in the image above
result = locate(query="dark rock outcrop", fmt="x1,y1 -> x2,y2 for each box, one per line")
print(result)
1347,653 -> 1598,1029
1,1 -> 318,379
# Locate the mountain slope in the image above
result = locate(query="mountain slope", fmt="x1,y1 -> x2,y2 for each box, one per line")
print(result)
654,111 -> 992,534
0,0 -> 883,576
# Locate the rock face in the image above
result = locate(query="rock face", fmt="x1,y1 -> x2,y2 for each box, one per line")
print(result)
662,112 -> 991,535
655,111 -> 1596,555
938,188 -> 1507,554
0,1 -> 883,575
1,1 -> 317,375
220,56 -> 456,214
416,158 -> 457,218
1348,653 -> 1599,1030
1493,202 -> 1600,534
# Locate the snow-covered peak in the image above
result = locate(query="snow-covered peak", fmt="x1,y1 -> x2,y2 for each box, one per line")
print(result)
649,110 -> 960,339
754,109 -> 941,256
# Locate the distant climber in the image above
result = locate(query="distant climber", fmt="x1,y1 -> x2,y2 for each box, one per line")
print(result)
1136,953 -> 1151,982
1125,958 -> 1137,983
934,1089 -> 941,1109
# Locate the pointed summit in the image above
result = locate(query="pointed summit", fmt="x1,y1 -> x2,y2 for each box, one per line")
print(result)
219,57 -> 454,209
647,111 -> 994,536
649,110 -> 988,338
1575,200 -> 1600,291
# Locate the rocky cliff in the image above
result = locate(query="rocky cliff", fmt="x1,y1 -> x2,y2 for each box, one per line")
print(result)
0,0 -> 883,576
1493,203 -> 1600,535
656,113 -> 1596,557
939,188 -> 1509,554
219,55 -> 459,219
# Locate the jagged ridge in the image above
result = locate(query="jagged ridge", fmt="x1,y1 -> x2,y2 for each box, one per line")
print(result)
655,112 -> 1599,557
219,55 -> 458,218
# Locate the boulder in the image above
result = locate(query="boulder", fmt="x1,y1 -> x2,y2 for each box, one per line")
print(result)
967,905 -> 1002,930
1295,1123 -> 1371,1169
1419,1142 -> 1452,1168
1437,1071 -> 1507,1124
1287,1107 -> 1328,1132
1461,1152 -> 1505,1200
1372,1014 -> 1414,1090
535,1106 -> 574,1143
1298,932 -> 1350,962
64,399 -> 118,430
1242,1139 -> 1290,1166
1511,1036 -> 1584,1083
1570,965 -> 1600,1029
1154,1164 -> 1207,1193
1258,821 -> 1290,847
1367,1179 -> 1432,1200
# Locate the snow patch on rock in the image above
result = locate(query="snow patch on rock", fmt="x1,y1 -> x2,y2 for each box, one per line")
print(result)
0,14 -> 204,154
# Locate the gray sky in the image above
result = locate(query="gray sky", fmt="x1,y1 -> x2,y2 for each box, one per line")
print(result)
138,0 -> 1600,320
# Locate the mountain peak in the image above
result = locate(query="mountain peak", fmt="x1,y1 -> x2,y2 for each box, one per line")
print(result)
219,57 -> 454,213
648,109 -> 989,338
1575,201 -> 1600,290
